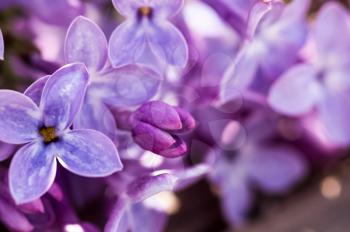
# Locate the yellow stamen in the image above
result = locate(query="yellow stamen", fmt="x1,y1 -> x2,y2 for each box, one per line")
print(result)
40,127 -> 57,143
138,6 -> 152,17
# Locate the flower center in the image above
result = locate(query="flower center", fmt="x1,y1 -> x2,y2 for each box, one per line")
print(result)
137,6 -> 153,19
39,127 -> 58,143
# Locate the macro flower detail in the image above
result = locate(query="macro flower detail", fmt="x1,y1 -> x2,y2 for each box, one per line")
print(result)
130,101 -> 195,158
109,0 -> 189,68
268,2 -> 350,146
0,63 -> 122,204
22,16 -> 162,140
220,0 -> 310,103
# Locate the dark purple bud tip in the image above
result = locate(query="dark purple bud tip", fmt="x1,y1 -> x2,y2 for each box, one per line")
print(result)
132,122 -> 188,158
131,101 -> 195,132
131,101 -> 195,157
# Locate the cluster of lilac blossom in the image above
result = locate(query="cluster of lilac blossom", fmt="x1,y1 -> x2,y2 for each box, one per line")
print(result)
0,0 -> 348,231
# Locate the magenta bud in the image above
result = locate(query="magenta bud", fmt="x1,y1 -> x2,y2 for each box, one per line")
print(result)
131,101 -> 196,157
132,101 -> 182,130
18,199 -> 45,214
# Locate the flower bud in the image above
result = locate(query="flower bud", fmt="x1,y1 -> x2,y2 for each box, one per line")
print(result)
130,101 -> 196,158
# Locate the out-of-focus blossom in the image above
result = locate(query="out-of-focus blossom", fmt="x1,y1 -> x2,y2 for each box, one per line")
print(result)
130,101 -> 196,158
0,64 -> 122,204
208,117 -> 307,225
220,0 -> 310,103
18,0 -> 85,26
109,0 -> 189,68
105,161 -> 208,232
202,0 -> 257,36
0,29 -> 3,60
268,2 -> 350,146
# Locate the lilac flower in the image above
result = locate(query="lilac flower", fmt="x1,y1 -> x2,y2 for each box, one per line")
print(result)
27,16 -> 162,140
208,117 -> 307,225
130,101 -> 196,158
268,2 -> 350,146
109,0 -> 189,68
0,29 -> 3,60
220,0 -> 310,103
105,161 -> 208,232
0,63 -> 123,204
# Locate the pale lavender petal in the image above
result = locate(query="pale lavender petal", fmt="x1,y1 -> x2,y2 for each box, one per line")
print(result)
127,173 -> 177,202
92,65 -> 161,107
148,21 -> 188,67
9,142 -> 57,204
41,63 -> 89,130
65,16 -> 108,71
152,0 -> 184,18
0,197 -> 33,232
222,182 -> 252,225
24,75 -> 50,106
74,97 -> 117,140
109,21 -> 146,68
0,142 -> 15,161
131,202 -> 168,232
0,29 -> 3,60
111,0 -> 143,17
56,129 -> 122,177
248,146 -> 307,193
105,198 -> 129,232
314,2 -> 350,62
0,90 -> 41,144
318,90 -> 350,146
268,64 -> 321,116
220,45 -> 259,103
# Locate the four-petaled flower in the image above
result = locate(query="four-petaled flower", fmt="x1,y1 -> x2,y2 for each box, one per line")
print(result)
268,2 -> 350,146
0,63 -> 123,204
109,0 -> 189,68
27,16 -> 162,141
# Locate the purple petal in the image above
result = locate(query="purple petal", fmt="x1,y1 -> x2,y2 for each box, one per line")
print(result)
0,29 -> 3,60
105,198 -> 128,232
109,21 -> 146,68
24,75 -> 50,106
314,2 -> 350,64
127,173 -> 177,202
65,16 -> 108,71
248,146 -> 307,193
74,97 -> 117,140
130,202 -> 168,232
0,90 -> 41,144
221,182 -> 252,225
220,45 -> 259,103
318,90 -> 350,146
268,64 -> 321,116
111,0 -> 142,17
9,142 -> 57,204
41,63 -> 89,130
56,129 -> 122,177
0,197 -> 33,232
148,21 -> 188,67
92,65 -> 161,107
152,0 -> 184,18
